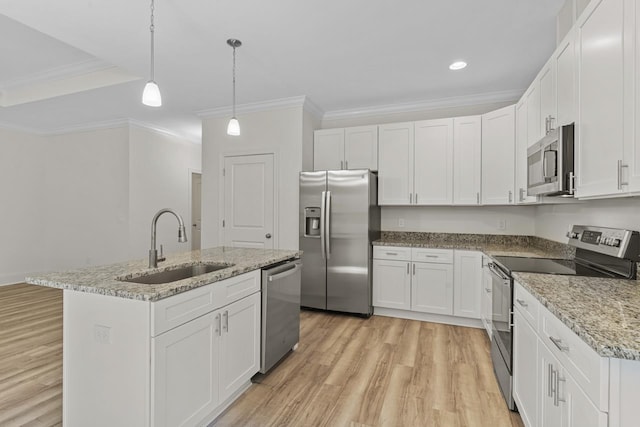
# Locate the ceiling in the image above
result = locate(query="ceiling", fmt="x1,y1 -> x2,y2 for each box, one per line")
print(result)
0,0 -> 564,142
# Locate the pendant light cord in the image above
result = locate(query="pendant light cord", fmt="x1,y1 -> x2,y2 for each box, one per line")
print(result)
149,0 -> 155,81
232,45 -> 236,118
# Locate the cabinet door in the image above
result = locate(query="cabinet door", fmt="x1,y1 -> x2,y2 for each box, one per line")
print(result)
482,105 -> 516,205
453,251 -> 482,319
219,293 -> 261,403
515,99 -> 538,204
152,312 -> 219,427
576,0 -> 627,198
378,122 -> 414,205
373,259 -> 411,310
539,59 -> 557,135
453,116 -> 482,205
513,310 -> 539,427
563,369 -> 608,427
345,125 -> 378,171
628,0 -> 640,193
555,30 -> 576,127
526,83 -> 541,146
411,262 -> 453,315
481,264 -> 493,338
314,129 -> 344,171
539,342 -> 563,427
414,118 -> 453,204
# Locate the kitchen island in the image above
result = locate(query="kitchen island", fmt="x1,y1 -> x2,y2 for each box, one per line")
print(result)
26,246 -> 301,427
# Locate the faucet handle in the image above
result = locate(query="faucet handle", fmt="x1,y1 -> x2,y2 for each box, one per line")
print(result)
158,244 -> 166,263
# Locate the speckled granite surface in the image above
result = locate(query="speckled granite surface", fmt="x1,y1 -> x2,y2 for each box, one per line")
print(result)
375,232 -> 574,259
514,272 -> 640,361
25,247 -> 301,302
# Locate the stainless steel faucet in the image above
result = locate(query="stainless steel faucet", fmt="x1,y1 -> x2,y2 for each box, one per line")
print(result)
149,208 -> 188,268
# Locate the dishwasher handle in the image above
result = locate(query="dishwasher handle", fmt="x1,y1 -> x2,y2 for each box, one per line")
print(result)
266,261 -> 302,282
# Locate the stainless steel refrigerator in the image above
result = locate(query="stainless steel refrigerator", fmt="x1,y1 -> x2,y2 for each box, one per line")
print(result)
299,170 -> 380,315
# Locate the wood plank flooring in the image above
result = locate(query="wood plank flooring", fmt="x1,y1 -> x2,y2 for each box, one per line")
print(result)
215,310 -> 524,427
0,284 -> 63,427
0,284 -> 522,427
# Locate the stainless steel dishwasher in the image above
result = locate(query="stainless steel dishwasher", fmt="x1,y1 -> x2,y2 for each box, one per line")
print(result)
260,258 -> 302,374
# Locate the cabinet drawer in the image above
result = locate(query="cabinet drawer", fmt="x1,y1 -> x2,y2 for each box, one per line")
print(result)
412,248 -> 453,264
152,270 -> 260,337
539,304 -> 609,411
373,246 -> 412,261
514,282 -> 539,329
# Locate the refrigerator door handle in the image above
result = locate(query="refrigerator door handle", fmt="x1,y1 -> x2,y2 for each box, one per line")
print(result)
325,191 -> 332,259
320,190 -> 326,259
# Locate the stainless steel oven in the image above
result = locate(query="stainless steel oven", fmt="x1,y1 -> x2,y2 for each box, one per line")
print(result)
527,123 -> 575,197
488,261 -> 515,410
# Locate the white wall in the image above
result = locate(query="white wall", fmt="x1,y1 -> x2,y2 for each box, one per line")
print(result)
382,205 -> 537,235
535,198 -> 640,243
201,106 -> 306,250
128,125 -> 201,259
0,128 -> 47,284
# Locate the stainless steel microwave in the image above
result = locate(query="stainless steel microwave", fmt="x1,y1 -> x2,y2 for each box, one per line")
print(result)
527,123 -> 575,197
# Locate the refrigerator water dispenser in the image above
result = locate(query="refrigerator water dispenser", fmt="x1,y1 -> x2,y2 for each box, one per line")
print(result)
304,207 -> 321,237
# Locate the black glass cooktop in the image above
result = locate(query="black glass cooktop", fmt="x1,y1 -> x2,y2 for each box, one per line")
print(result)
492,256 -> 613,278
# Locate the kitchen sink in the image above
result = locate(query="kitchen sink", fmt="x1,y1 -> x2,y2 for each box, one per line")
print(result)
120,263 -> 233,285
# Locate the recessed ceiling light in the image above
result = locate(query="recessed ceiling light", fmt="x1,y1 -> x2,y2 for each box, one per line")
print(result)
449,61 -> 467,71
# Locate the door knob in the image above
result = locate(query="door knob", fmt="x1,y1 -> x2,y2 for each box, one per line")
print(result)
265,233 -> 272,239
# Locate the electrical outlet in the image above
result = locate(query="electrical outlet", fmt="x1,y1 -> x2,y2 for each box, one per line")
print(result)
398,218 -> 405,228
94,325 -> 112,344
498,219 -> 507,230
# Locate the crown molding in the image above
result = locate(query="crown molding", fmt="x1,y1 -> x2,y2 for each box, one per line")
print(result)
0,121 -> 46,136
322,89 -> 524,121
45,118 -> 131,136
302,97 -> 324,121
197,95 -> 309,118
0,59 -> 112,91
128,119 -> 201,145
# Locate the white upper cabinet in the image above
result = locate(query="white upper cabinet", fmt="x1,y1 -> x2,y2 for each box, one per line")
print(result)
555,28 -> 577,127
482,105 -> 516,205
378,122 -> 414,205
515,97 -> 539,204
314,125 -> 378,171
344,126 -> 378,171
453,116 -> 482,205
575,0 -> 631,198
526,82 -> 541,146
628,1 -> 640,194
414,118 -> 454,205
313,128 -> 344,171
539,58 -> 557,135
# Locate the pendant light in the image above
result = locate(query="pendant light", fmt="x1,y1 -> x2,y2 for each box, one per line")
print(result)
142,0 -> 162,107
226,38 -> 242,136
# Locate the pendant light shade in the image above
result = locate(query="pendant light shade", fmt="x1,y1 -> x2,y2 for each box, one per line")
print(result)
142,0 -> 162,107
227,39 -> 242,136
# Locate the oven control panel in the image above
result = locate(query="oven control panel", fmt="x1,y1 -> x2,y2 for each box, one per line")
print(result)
566,225 -> 639,258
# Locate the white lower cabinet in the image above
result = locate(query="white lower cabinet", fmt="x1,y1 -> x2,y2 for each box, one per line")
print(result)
372,258 -> 411,310
513,310 -> 538,427
481,258 -> 493,338
411,261 -> 453,315
453,251 -> 482,319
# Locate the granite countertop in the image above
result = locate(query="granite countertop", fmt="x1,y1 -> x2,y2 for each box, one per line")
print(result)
514,272 -> 640,361
26,247 -> 302,302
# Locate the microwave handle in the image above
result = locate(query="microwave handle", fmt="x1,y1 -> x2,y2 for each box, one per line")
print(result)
543,149 -> 557,179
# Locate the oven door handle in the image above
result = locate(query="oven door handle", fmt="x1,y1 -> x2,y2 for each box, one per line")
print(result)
488,262 -> 510,282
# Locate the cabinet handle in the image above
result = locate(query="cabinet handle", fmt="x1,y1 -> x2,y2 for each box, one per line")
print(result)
476,192 -> 480,204
551,366 -> 557,399
547,363 -> 553,397
568,172 -> 576,195
555,373 -> 566,406
341,160 -> 344,170
415,193 -> 418,204
519,188 -> 524,202
386,252 -> 398,256
407,263 -> 410,275
618,160 -> 623,189
621,162 -> 629,186
485,287 -> 491,293
516,298 -> 528,307
413,263 -> 416,275
508,190 -> 513,203
409,193 -> 412,204
425,255 -> 439,258
223,311 -> 229,333
549,336 -> 569,352
345,160 -> 348,169
216,313 -> 222,336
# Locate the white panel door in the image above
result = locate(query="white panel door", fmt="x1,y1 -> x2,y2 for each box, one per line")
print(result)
411,262 -> 453,315
152,312 -> 219,427
345,125 -> 378,171
576,0 -> 626,198
378,122 -> 414,205
219,293 -> 261,403
539,59 -> 557,134
453,251 -> 482,319
372,259 -> 411,310
414,118 -> 453,205
453,116 -> 482,205
513,310 -> 539,427
482,105 -> 516,205
555,29 -> 577,127
314,129 -> 344,171
515,99 -> 538,204
223,154 -> 275,249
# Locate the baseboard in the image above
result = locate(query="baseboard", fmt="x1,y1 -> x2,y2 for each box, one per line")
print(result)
373,307 -> 484,329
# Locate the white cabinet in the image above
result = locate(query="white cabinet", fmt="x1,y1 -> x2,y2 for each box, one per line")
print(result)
453,116 -> 482,205
412,261 -> 453,315
629,1 -> 640,194
539,340 -> 564,427
414,118 -> 454,204
513,309 -> 538,427
373,258 -> 411,310
453,251 -> 482,319
481,257 -> 493,338
539,58 -> 557,135
515,98 -> 538,204
378,122 -> 414,205
482,105 -> 516,205
526,83 -> 541,146
314,126 -> 378,171
575,0 -> 631,198
555,28 -> 577,127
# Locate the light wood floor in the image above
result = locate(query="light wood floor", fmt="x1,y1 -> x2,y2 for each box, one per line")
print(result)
0,285 -> 522,427
0,284 -> 63,427
216,310 -> 524,427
